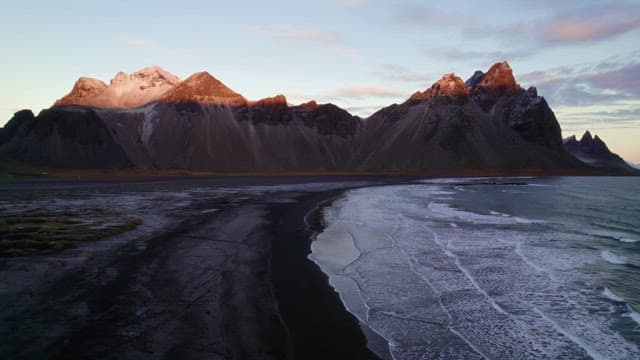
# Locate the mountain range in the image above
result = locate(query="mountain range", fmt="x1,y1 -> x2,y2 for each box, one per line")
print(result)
0,62 -> 635,175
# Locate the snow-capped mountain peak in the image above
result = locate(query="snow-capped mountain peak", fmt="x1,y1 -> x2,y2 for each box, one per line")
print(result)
55,66 -> 182,109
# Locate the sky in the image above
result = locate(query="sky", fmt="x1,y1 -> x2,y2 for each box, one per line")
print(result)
1,0 -> 639,162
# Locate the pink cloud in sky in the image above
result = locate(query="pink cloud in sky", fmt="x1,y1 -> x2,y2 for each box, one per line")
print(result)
541,18 -> 640,43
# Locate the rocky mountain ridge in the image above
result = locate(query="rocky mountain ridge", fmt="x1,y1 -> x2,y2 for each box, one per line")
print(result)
563,131 -> 639,175
0,62 -> 618,175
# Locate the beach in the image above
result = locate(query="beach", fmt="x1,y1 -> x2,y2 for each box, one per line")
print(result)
0,176 -> 400,359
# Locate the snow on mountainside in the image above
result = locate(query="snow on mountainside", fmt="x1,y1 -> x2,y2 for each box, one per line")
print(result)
54,66 -> 182,109
54,67 -> 254,108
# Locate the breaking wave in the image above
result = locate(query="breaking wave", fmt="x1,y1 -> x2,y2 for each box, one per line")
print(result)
310,177 -> 640,359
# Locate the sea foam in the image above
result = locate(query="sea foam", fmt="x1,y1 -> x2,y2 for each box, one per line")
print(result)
601,250 -> 628,265
311,182 -> 640,359
603,286 -> 625,302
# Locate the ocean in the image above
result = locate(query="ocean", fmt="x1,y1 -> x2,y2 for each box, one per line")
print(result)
310,177 -> 640,359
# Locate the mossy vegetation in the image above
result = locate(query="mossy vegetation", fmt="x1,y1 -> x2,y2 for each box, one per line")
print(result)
0,212 -> 142,257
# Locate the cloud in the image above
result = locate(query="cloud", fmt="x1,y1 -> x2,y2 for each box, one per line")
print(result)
568,107 -> 640,122
521,59 -> 640,107
555,105 -> 640,133
390,2 -> 640,51
375,64 -> 431,83
589,63 -> 640,96
250,25 -> 361,60
541,18 -> 640,43
115,36 -> 159,48
519,57 -> 640,137
539,4 -> 640,44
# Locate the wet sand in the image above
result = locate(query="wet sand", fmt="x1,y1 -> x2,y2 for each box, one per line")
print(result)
0,177 -> 406,359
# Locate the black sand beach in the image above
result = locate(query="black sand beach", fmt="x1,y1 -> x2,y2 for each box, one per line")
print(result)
0,177 -> 404,359
270,189 -> 383,360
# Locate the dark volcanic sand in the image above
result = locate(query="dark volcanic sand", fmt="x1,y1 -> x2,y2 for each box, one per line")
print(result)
270,189 -> 384,360
0,177 -> 408,359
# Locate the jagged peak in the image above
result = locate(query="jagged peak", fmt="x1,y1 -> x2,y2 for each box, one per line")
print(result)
578,131 -> 608,149
477,61 -> 521,92
164,71 -> 247,106
53,77 -> 107,106
186,71 -> 215,81
581,130 -> 593,142
465,70 -> 485,87
180,71 -> 231,90
411,73 -> 468,101
427,73 -> 468,97
110,71 -> 128,84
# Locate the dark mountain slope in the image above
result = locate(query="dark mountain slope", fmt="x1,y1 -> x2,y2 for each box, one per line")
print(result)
564,131 -> 639,175
357,66 -> 584,172
0,62 -> 607,175
0,107 -> 130,168
88,99 -> 362,172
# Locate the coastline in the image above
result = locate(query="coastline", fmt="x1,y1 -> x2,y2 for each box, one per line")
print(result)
269,188 -> 385,359
0,177 -> 398,359
0,160 -> 605,182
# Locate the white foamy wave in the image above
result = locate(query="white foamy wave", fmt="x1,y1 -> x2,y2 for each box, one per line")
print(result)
601,250 -> 628,265
603,287 -> 625,302
427,202 -> 536,225
514,243 -> 546,274
625,311 -> 640,327
589,229 -> 639,244
490,210 -> 511,217
311,183 -> 640,359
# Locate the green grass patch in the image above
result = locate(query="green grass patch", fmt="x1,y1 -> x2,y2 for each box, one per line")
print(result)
0,212 -> 142,257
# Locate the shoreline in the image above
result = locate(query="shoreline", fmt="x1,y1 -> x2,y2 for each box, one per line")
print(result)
2,177 -> 399,358
269,188 -> 387,359
0,162 -> 605,182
